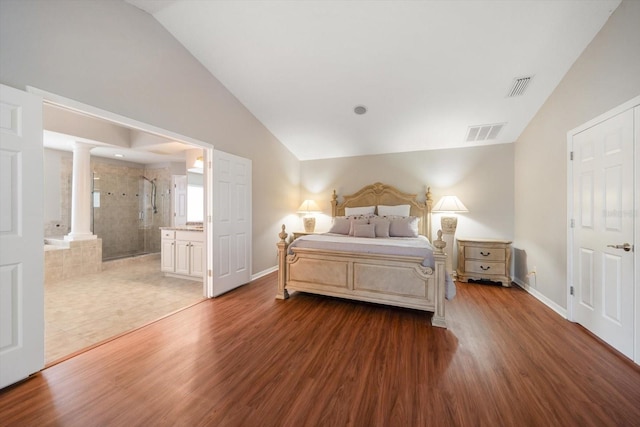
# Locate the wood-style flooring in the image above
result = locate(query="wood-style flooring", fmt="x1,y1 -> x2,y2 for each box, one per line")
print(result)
1,273 -> 639,426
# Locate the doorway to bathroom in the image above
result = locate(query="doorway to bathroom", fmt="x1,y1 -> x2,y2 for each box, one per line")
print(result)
41,98 -> 211,365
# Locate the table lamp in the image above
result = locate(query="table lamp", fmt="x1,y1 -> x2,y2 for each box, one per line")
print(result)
297,199 -> 321,232
432,195 -> 468,276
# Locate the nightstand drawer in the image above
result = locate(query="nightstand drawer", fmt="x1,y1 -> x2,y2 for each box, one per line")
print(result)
465,260 -> 505,275
465,247 -> 505,261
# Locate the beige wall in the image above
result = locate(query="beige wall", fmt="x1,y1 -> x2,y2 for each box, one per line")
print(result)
301,143 -> 515,266
0,0 -> 300,274
514,0 -> 640,308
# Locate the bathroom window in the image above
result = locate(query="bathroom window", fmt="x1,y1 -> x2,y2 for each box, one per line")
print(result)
187,184 -> 203,222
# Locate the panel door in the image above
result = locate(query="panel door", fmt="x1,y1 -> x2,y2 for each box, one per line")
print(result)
0,84 -> 44,388
212,150 -> 251,296
172,175 -> 187,227
572,108 -> 634,359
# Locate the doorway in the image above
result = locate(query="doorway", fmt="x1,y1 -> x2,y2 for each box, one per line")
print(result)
567,95 -> 640,365
35,88 -> 214,364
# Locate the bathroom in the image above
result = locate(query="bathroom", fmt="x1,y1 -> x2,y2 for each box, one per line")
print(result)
42,104 -> 206,363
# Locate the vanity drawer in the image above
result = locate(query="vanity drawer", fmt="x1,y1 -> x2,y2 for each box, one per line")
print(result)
176,230 -> 203,242
465,246 -> 505,261
161,230 -> 175,239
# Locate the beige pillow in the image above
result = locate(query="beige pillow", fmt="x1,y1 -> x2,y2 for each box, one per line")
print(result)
388,216 -> 419,237
353,223 -> 376,238
369,216 -> 391,238
348,218 -> 369,236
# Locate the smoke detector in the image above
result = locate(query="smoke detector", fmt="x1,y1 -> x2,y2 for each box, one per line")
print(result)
354,105 -> 367,115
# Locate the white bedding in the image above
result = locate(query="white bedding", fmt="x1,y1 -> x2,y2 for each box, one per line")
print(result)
289,233 -> 456,299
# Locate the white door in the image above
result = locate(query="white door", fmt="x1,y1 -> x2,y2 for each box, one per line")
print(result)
572,108 -> 634,359
172,175 -> 187,227
212,150 -> 251,296
0,84 -> 44,388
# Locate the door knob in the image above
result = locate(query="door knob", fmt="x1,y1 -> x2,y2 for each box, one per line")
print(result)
606,243 -> 633,252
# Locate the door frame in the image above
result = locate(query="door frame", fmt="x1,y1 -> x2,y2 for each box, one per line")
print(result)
566,95 -> 640,364
27,86 -> 215,297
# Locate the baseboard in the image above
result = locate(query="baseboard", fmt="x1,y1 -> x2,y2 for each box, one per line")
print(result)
513,278 -> 567,319
251,266 -> 278,281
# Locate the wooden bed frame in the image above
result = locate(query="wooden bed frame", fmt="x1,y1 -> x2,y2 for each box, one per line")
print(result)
276,182 -> 448,328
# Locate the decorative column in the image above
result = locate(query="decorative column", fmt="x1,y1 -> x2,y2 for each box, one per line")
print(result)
65,142 -> 96,241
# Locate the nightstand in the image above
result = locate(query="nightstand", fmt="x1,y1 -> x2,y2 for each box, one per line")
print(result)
456,238 -> 512,287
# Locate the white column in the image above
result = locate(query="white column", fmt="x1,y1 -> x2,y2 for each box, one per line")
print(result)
65,142 -> 96,241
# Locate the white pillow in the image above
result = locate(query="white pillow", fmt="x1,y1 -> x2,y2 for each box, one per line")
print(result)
377,204 -> 411,217
344,205 -> 375,216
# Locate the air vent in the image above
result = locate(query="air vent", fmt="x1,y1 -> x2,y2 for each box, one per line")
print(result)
507,76 -> 533,97
466,123 -> 505,142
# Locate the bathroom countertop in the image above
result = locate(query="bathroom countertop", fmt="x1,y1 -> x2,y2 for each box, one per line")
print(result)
159,226 -> 204,231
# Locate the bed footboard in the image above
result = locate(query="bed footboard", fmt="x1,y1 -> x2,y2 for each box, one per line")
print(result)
276,225 -> 448,328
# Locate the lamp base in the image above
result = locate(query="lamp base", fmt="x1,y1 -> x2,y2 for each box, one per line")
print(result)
440,216 -> 458,277
303,217 -> 316,233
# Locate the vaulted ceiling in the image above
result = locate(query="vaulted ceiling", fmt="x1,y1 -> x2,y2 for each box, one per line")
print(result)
127,0 -> 620,160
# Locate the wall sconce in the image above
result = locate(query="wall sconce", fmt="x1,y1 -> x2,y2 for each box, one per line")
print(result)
432,195 -> 468,276
193,156 -> 204,169
297,199 -> 321,232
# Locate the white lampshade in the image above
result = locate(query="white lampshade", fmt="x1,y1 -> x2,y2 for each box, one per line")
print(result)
432,195 -> 468,213
297,199 -> 321,214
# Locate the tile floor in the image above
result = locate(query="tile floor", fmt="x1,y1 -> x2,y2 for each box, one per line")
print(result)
45,253 -> 204,364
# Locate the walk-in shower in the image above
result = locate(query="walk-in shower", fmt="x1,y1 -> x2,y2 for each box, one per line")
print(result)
91,165 -> 170,261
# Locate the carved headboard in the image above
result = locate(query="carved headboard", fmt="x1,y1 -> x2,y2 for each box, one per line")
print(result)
330,182 -> 433,241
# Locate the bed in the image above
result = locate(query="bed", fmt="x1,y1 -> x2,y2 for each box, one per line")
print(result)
276,182 -> 450,328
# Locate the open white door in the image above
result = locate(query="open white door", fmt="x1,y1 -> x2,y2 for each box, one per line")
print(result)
212,150 -> 251,296
571,108 -> 634,360
172,175 -> 187,227
0,84 -> 44,388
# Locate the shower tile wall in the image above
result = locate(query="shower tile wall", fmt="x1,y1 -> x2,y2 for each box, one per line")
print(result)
92,162 -> 171,260
47,157 -> 171,261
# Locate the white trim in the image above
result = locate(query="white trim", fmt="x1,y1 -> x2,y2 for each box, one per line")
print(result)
252,266 -> 278,281
513,278 -> 567,319
26,86 -> 212,149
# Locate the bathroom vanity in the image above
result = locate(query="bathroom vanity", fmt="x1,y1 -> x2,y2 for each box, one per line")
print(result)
160,227 -> 204,280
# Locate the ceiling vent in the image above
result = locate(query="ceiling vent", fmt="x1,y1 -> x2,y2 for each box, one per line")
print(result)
466,123 -> 505,142
507,76 -> 533,97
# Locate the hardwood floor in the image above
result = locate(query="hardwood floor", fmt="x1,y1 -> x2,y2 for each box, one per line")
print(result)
1,273 -> 639,426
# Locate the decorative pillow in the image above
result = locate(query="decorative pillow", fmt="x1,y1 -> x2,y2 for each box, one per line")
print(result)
388,216 -> 420,237
377,204 -> 411,217
369,216 -> 391,238
353,223 -> 376,238
344,205 -> 375,216
328,216 -> 350,235
348,218 -> 369,236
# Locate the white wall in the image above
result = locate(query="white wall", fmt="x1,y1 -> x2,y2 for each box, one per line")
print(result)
514,0 -> 640,308
301,143 -> 514,266
0,0 -> 300,274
